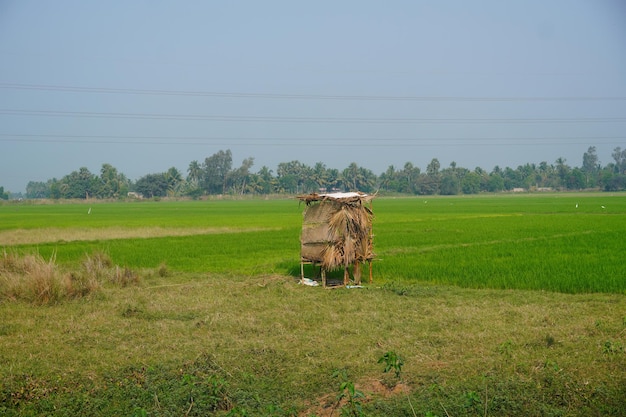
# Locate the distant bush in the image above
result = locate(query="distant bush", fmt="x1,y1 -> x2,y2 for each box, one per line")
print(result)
0,250 -> 140,304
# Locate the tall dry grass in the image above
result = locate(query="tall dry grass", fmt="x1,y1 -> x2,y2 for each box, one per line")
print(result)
0,250 -> 139,304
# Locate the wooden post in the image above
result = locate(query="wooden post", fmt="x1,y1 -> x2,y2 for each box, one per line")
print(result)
368,260 -> 373,284
354,262 -> 362,285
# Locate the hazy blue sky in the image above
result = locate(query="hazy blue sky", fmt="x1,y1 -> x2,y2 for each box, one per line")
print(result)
1,0 -> 625,193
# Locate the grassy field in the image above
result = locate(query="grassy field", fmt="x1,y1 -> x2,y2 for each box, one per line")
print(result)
1,194 -> 625,416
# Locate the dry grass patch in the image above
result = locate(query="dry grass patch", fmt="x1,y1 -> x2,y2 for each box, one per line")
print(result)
0,250 -> 139,304
0,251 -> 62,304
0,226 -> 279,245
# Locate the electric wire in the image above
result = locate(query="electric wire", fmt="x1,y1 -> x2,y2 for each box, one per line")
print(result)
1,109 -> 625,124
1,82 -> 626,102
1,133 -> 624,147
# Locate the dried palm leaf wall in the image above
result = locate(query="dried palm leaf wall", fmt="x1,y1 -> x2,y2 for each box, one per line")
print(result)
298,192 -> 374,285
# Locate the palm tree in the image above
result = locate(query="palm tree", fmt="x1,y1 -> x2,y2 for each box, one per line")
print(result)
555,157 -> 569,188
187,160 -> 202,186
312,162 -> 329,192
342,162 -> 362,191
165,167 -> 184,196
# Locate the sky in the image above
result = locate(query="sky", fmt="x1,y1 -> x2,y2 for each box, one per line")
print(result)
1,0 -> 625,193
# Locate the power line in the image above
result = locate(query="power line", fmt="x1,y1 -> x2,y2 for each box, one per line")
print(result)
1,83 -> 626,102
3,133 -> 625,142
1,133 -> 623,147
1,109 -> 625,124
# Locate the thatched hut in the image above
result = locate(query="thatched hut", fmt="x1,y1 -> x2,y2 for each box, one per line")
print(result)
297,192 -> 375,287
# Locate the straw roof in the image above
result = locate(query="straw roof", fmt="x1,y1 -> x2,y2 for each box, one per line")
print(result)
297,192 -> 375,271
297,191 -> 374,206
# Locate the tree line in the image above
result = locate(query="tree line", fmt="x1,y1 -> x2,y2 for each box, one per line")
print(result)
20,146 -> 626,200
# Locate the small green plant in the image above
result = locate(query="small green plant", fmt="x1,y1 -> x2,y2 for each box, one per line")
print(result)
225,406 -> 249,416
464,390 -> 481,412
378,351 -> 417,417
132,407 -> 147,417
498,340 -> 513,359
544,359 -> 560,372
332,369 -> 366,417
603,340 -> 624,354
378,350 -> 404,379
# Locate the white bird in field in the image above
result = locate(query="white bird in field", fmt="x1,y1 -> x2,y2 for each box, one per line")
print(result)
88,207 -> 92,214
601,206 -> 606,209
575,203 -> 578,208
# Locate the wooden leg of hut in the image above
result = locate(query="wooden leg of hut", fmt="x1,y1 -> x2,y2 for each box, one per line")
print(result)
354,262 -> 361,285
300,260 -> 304,283
322,268 -> 326,288
369,260 -> 373,284
343,267 -> 349,286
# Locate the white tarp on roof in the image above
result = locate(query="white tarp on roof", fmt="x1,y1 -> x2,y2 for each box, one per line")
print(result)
319,192 -> 368,199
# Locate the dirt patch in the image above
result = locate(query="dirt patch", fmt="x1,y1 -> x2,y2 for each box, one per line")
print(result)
300,379 -> 410,417
0,226 -> 279,245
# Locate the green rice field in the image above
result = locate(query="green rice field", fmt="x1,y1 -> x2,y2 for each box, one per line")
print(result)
1,193 -> 625,294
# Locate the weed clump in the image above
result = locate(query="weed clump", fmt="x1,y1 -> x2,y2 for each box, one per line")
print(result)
0,251 -> 63,304
0,250 -> 140,304
157,262 -> 169,277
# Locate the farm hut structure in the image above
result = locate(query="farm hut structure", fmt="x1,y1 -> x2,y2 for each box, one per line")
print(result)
297,192 -> 375,287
